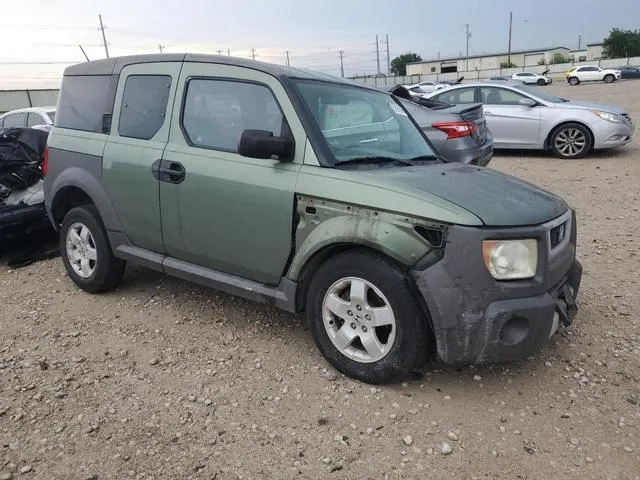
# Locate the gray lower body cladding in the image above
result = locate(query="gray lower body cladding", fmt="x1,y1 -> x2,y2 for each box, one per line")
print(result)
411,210 -> 582,364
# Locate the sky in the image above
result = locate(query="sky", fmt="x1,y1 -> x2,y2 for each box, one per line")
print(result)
1,0 -> 639,88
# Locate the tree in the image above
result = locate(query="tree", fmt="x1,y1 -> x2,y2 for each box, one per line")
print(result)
500,61 -> 517,68
602,28 -> 640,59
550,53 -> 570,64
391,53 -> 422,76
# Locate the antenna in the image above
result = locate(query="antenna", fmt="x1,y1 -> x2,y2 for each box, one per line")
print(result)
79,45 -> 90,62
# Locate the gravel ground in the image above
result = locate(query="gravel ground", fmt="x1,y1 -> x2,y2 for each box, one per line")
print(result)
1,81 -> 639,480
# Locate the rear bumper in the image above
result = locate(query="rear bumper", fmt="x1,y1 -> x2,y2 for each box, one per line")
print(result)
410,209 -> 581,364
439,134 -> 494,167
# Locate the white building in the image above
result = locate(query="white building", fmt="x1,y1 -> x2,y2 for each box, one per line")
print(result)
407,46 -> 572,75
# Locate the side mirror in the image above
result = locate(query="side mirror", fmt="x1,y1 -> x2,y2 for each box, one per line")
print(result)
238,129 -> 294,161
518,98 -> 537,107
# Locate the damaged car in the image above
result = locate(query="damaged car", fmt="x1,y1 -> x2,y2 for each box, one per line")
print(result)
0,127 -> 51,251
45,54 -> 582,384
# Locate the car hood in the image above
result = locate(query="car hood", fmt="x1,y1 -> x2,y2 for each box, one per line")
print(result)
360,163 -> 568,227
553,100 -> 627,114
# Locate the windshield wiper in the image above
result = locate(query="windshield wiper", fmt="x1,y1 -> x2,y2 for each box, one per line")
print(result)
335,156 -> 415,167
407,154 -> 441,163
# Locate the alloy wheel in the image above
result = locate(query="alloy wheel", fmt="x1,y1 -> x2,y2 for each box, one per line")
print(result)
322,277 -> 396,363
554,128 -> 587,158
65,222 -> 98,278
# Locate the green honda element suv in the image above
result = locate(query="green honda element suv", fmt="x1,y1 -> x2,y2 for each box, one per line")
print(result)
43,54 -> 582,384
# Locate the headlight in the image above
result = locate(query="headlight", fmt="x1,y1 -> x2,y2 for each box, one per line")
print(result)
482,239 -> 538,280
593,111 -> 623,123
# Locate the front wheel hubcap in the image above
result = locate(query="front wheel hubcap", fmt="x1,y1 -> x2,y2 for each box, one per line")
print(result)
555,128 -> 586,157
66,222 -> 97,278
322,277 -> 396,363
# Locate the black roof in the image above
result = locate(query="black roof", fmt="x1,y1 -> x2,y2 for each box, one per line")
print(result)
63,53 -> 363,86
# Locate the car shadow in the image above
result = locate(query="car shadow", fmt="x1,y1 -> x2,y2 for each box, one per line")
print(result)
0,227 -> 58,269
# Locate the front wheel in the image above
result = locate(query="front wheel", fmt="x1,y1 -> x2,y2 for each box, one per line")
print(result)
604,74 -> 615,83
569,76 -> 580,86
550,123 -> 592,159
537,78 -> 546,86
60,205 -> 126,293
306,251 -> 431,384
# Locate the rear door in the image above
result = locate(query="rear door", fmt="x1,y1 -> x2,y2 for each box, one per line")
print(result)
2,113 -> 26,128
479,86 -> 541,147
159,62 -> 304,285
102,62 -> 182,253
431,87 -> 476,105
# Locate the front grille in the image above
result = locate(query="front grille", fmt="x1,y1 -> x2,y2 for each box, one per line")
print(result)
550,221 -> 568,249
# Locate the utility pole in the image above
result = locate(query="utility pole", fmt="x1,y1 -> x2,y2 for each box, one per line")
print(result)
385,34 -> 390,75
78,45 -> 90,62
375,35 -> 381,75
578,34 -> 582,50
507,11 -> 513,67
339,51 -> 345,78
216,49 -> 224,55
251,48 -> 256,60
98,14 -> 109,59
285,50 -> 290,67
159,44 -> 164,54
465,24 -> 471,70
227,49 -> 231,56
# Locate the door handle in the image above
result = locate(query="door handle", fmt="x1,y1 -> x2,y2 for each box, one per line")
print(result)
152,160 -> 186,184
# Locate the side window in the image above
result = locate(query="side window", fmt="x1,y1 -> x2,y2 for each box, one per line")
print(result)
435,88 -> 475,104
57,75 -> 118,133
480,87 -> 526,105
182,79 -> 288,153
27,113 -> 44,127
3,113 -> 26,127
118,75 -> 171,140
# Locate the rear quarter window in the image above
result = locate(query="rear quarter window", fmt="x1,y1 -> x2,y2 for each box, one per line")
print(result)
118,75 -> 171,140
56,75 -> 118,133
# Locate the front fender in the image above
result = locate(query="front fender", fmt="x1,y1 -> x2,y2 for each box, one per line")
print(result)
286,195 -> 443,281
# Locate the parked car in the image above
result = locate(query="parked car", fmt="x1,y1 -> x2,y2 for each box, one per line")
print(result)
386,85 -> 493,166
44,54 -> 582,384
0,127 -> 51,251
617,65 -> 640,79
405,80 -> 451,94
425,82 -> 634,158
565,66 -> 622,85
0,106 -> 56,130
511,72 -> 552,85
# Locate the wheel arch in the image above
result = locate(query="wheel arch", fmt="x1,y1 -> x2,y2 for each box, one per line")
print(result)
544,120 -> 595,151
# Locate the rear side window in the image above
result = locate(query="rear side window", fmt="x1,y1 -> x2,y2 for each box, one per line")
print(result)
27,113 -> 45,127
435,87 -> 475,104
182,79 -> 287,153
3,113 -> 26,127
56,75 -> 118,133
118,75 -> 172,140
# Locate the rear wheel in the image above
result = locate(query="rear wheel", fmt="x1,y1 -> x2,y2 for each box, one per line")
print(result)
60,205 -> 125,293
604,74 -> 615,83
569,76 -> 580,86
306,251 -> 430,384
550,123 -> 592,159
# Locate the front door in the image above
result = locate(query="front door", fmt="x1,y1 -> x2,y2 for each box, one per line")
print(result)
480,86 -> 541,147
102,62 -> 181,253
159,62 -> 305,286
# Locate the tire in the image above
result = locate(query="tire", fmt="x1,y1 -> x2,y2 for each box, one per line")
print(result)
306,250 -> 431,384
569,76 -> 580,86
60,205 -> 126,293
549,123 -> 593,159
604,74 -> 615,83
537,78 -> 546,86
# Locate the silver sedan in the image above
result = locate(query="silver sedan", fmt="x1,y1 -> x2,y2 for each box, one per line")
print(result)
424,82 -> 635,158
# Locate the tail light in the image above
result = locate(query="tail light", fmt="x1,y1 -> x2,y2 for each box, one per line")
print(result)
42,147 -> 49,176
432,121 -> 476,139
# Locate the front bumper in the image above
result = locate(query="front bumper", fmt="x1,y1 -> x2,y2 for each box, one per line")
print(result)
411,209 -> 582,364
592,119 -> 635,149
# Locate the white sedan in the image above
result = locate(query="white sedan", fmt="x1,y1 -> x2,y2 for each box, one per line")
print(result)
511,72 -> 552,85
405,81 -> 450,95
